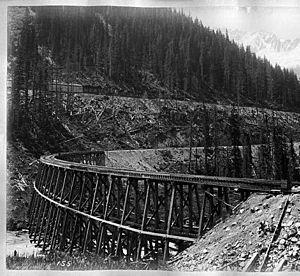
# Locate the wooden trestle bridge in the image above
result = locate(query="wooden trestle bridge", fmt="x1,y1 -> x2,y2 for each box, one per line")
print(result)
28,150 -> 293,262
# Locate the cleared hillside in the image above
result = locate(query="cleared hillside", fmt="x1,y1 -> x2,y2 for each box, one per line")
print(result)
62,94 -> 300,151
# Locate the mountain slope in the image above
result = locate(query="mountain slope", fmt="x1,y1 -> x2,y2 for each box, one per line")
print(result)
171,193 -> 300,272
8,6 -> 300,114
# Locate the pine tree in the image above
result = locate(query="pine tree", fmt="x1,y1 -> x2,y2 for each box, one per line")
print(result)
203,105 -> 213,175
242,132 -> 253,178
228,107 -> 242,178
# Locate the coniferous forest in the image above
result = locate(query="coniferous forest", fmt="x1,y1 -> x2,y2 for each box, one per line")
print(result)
9,6 -> 300,113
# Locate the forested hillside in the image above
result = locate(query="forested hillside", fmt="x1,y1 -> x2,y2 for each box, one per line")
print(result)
8,6 -> 300,113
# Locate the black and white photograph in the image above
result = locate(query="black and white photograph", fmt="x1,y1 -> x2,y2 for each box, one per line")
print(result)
4,0 -> 300,273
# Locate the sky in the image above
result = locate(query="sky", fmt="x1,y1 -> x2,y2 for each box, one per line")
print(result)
183,6 -> 300,40
133,0 -> 300,7
130,0 -> 300,40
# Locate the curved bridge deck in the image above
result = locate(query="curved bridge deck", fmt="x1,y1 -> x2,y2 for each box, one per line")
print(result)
28,150 -> 294,261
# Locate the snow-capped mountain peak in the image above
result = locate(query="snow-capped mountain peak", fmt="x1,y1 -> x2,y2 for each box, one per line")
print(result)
223,29 -> 300,76
228,29 -> 300,52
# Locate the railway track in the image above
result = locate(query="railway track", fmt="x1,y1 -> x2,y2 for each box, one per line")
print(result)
45,151 -> 292,192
